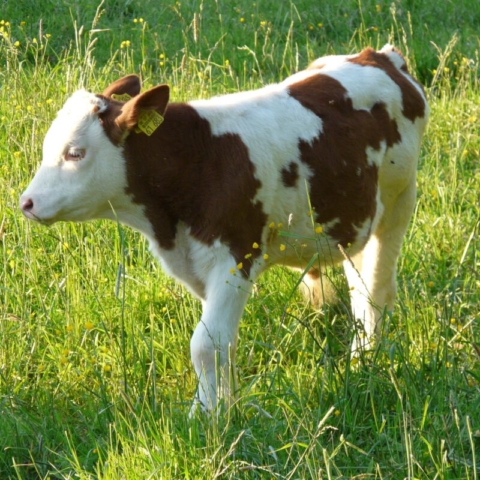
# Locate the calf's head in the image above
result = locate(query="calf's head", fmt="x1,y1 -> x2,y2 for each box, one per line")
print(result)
20,75 -> 169,225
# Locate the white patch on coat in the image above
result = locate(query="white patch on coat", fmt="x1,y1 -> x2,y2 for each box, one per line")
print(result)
321,62 -> 403,116
190,80 -> 323,193
190,72 -> 325,269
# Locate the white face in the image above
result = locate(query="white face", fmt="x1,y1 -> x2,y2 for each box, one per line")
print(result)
20,90 -> 127,225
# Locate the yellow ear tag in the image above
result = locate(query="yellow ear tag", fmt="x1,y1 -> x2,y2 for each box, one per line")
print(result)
111,93 -> 132,102
135,109 -> 164,136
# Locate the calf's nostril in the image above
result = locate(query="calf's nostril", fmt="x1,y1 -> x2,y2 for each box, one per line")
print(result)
21,198 -> 34,211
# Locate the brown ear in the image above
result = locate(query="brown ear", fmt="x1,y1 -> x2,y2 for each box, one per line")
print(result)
102,75 -> 142,99
116,84 -> 170,131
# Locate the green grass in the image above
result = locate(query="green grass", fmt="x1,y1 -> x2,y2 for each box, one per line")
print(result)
1,0 -> 479,478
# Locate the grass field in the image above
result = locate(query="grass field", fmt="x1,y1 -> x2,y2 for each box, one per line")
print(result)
1,0 -> 479,478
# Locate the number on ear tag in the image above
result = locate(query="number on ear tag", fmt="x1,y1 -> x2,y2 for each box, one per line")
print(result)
135,110 -> 164,136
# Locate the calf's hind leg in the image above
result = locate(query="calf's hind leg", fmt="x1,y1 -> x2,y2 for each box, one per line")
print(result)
344,179 -> 417,352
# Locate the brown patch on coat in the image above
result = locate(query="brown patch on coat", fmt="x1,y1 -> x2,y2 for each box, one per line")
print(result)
117,103 -> 266,277
97,98 -> 126,145
348,48 -> 426,122
288,74 -> 401,247
281,162 -> 299,187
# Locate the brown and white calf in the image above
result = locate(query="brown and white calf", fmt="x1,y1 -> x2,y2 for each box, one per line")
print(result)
20,45 -> 428,412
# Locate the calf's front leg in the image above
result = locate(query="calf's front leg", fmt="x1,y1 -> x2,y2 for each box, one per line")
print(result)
189,267 -> 253,414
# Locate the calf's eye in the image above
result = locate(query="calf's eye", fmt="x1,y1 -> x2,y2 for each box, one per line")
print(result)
64,148 -> 86,161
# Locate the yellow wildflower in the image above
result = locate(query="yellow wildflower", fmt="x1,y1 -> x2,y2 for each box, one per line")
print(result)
279,244 -> 286,251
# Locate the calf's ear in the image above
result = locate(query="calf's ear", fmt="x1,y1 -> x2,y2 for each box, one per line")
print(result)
102,75 -> 142,99
115,85 -> 170,132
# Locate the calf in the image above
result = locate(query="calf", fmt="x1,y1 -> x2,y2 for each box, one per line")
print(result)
20,45 -> 428,413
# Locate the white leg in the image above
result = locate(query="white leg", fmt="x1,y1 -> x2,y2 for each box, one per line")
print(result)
345,179 -> 416,352
189,267 -> 253,414
300,268 -> 337,308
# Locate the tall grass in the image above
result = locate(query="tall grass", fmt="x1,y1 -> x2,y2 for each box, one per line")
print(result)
1,0 -> 479,478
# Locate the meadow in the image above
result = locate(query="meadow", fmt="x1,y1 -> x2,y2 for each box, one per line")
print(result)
1,0 -> 479,478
